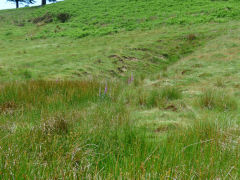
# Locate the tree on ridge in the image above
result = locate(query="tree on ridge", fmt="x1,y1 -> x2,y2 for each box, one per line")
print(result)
7,0 -> 35,9
41,0 -> 46,6
42,0 -> 56,6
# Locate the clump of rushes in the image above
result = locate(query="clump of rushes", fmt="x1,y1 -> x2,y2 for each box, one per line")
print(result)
146,89 -> 161,108
137,89 -> 148,107
160,86 -> 182,101
145,86 -> 182,108
198,89 -> 237,111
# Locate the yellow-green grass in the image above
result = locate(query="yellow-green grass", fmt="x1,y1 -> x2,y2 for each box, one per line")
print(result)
0,22 -> 237,81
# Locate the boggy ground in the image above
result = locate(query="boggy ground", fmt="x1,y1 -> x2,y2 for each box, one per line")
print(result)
0,22 -> 239,178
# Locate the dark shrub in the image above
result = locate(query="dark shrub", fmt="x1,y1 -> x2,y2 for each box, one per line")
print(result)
57,13 -> 71,23
187,34 -> 197,41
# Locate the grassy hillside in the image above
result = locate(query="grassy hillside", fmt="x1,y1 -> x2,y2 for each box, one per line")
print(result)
0,0 -> 239,179
0,0 -> 240,80
0,23 -> 227,81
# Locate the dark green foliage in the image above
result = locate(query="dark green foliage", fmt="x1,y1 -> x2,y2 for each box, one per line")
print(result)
56,12 -> 71,23
4,0 -> 240,38
22,70 -> 32,79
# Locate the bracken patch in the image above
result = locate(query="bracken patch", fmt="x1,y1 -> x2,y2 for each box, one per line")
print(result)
32,12 -> 53,24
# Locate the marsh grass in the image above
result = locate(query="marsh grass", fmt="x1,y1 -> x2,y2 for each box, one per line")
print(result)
0,81 -> 239,178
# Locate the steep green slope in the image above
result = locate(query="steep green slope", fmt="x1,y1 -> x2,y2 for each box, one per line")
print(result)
0,0 -> 240,39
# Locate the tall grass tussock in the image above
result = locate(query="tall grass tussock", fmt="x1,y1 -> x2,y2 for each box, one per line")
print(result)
198,89 -> 238,111
144,86 -> 182,108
